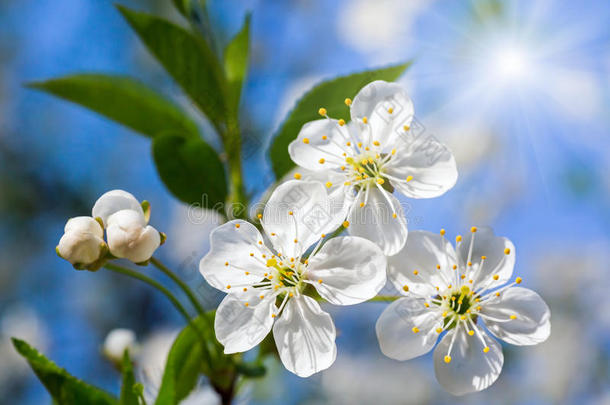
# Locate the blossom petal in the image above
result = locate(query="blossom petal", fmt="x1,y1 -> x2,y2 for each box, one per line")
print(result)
272,295 -> 336,377
64,216 -> 103,238
106,210 -> 160,263
375,297 -> 442,361
262,180 -> 343,258
347,186 -> 408,256
433,325 -> 503,396
296,168 -> 352,223
57,231 -> 105,265
482,287 -> 551,346
92,189 -> 144,226
199,220 -> 270,292
288,119 -> 351,171
384,137 -> 458,199
350,80 -> 414,148
387,230 -> 458,296
307,236 -> 387,305
215,290 -> 276,354
457,227 -> 515,291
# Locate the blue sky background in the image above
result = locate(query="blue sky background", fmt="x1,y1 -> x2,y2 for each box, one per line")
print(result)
1,0 -> 609,404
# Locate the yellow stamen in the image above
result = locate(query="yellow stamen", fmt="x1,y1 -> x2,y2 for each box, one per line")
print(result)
338,119 -> 346,126
294,173 -> 302,180
318,107 -> 327,116
344,98 -> 352,106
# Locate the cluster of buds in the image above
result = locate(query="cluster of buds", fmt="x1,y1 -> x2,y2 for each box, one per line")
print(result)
56,190 -> 165,270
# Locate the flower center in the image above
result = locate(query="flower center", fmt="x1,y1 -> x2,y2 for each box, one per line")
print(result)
345,154 -> 394,192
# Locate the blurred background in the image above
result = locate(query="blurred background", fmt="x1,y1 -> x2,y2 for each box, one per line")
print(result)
1,0 -> 609,403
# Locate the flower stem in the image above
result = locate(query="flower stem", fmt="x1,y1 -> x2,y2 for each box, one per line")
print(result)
367,295 -> 401,302
149,257 -> 205,316
103,263 -> 193,325
103,262 -> 214,365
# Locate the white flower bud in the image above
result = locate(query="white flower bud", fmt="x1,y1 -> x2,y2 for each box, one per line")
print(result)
106,209 -> 161,263
92,189 -> 143,227
103,328 -> 137,362
57,217 -> 106,266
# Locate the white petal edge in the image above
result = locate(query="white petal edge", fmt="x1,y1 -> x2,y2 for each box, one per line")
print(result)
433,325 -> 503,396
347,186 -> 407,256
64,216 -> 103,238
482,287 -> 551,346
384,137 -> 458,199
272,295 -> 337,377
214,290 -> 276,354
262,180 -> 343,259
387,230 -> 457,297
307,236 -> 387,305
288,119 -> 351,171
375,297 -> 442,361
92,189 -> 144,226
199,220 -> 270,292
457,227 -> 515,291
350,80 -> 414,148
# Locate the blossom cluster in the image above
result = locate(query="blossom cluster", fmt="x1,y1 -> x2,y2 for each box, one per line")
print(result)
199,81 -> 551,394
55,81 -> 550,396
57,190 -> 163,269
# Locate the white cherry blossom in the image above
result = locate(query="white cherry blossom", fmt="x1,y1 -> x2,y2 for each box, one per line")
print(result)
376,227 -> 550,395
103,328 -> 137,362
200,180 -> 387,377
93,190 -> 161,263
288,80 -> 458,255
57,216 -> 107,268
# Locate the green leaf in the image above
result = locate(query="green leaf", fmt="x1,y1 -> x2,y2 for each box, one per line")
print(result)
223,14 -> 251,116
11,338 -> 118,405
27,74 -> 199,138
154,313 -> 222,405
171,0 -> 191,17
269,62 -> 412,179
117,6 -> 227,128
152,134 -> 228,208
119,351 -> 138,405
235,361 -> 266,378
